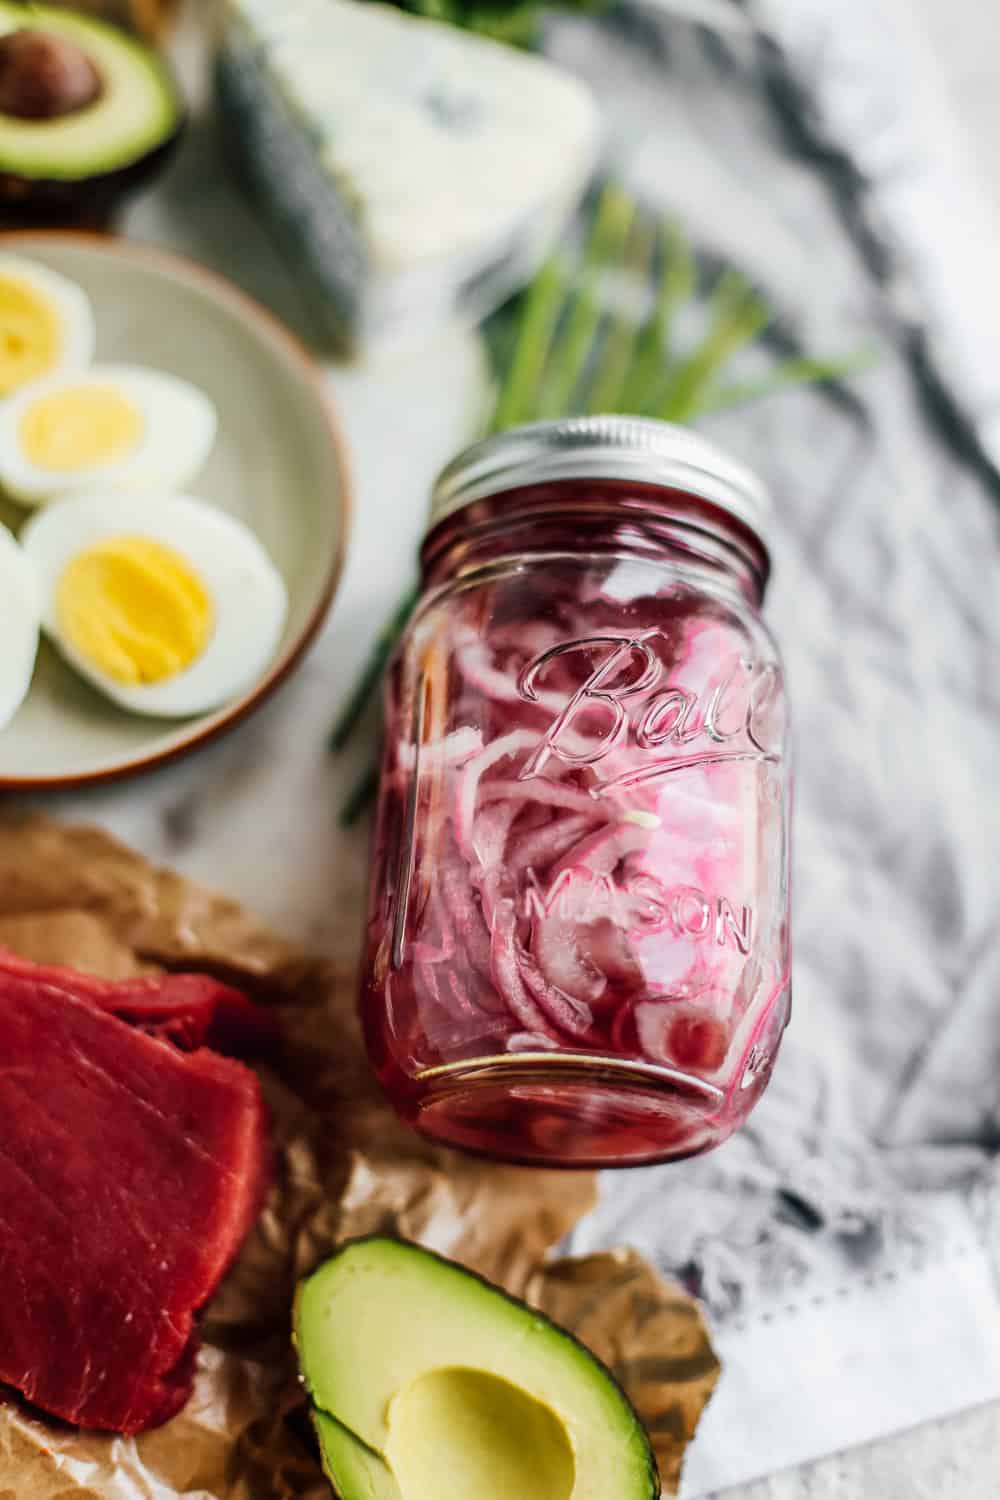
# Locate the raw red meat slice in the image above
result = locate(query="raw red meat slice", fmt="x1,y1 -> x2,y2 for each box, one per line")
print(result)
0,968 -> 272,1434
0,947 -> 280,1055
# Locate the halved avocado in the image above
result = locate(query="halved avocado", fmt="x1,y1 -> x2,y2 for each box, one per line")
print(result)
294,1237 -> 659,1500
0,2 -> 182,223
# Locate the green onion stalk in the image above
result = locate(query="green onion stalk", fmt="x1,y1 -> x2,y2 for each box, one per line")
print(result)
333,184 -> 874,823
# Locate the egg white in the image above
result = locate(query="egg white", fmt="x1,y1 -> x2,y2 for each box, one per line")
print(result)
0,521 -> 40,731
20,492 -> 288,718
0,255 -> 95,391
0,365 -> 218,507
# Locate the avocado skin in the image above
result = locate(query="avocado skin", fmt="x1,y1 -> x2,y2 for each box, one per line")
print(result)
0,122 -> 182,225
0,3 -> 185,225
294,1234 -> 661,1500
311,1407 -> 403,1500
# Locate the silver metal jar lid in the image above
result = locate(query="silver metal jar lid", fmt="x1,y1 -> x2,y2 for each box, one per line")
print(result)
428,415 -> 771,552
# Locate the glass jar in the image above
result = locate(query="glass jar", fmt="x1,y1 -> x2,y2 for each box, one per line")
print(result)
361,417 -> 791,1168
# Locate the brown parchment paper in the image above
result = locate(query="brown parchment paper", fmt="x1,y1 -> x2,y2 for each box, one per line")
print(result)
0,813 -> 720,1498
53,1 -> 182,42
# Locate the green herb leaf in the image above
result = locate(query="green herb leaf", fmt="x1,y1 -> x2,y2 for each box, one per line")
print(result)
329,584 -> 421,751
538,183 -> 636,418
616,216 -> 695,412
655,269 -> 771,423
340,763 -> 380,828
330,185 -> 875,800
489,252 -> 567,432
585,220 -> 654,413
361,0 -> 610,49
700,347 -> 878,412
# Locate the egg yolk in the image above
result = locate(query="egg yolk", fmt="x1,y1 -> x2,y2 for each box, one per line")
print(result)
20,385 -> 143,472
56,536 -> 214,687
0,274 -> 63,396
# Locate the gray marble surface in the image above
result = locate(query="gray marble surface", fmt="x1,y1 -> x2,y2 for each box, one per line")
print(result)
17,0 -> 1000,1495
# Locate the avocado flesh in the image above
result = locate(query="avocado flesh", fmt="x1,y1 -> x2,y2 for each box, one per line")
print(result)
294,1237 -> 658,1500
0,3 -> 179,179
313,1411 -> 402,1500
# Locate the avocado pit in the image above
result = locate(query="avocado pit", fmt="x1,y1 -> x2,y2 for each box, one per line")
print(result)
0,3 -> 183,226
0,28 -> 102,121
386,1368 -> 575,1500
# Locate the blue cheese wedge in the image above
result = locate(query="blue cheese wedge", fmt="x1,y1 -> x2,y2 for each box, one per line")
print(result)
216,0 -> 600,351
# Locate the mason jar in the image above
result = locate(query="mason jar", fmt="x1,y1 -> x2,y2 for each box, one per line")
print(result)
361,416 -> 791,1167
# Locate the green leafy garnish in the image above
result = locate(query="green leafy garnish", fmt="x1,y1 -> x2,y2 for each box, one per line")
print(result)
617,216 -> 695,412
332,185 -> 874,823
330,585 -> 422,751
339,763 -> 381,829
700,351 -> 876,412
490,253 -> 567,432
360,0 -> 607,48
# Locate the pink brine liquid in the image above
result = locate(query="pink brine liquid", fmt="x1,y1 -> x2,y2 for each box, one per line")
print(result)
362,467 -> 792,1167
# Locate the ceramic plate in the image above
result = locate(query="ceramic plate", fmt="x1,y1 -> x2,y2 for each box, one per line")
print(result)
0,232 -> 350,789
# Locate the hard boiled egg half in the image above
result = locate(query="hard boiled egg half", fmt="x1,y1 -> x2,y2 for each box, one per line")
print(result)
0,520 -> 40,730
21,493 -> 288,717
0,255 -> 95,398
0,364 -> 217,506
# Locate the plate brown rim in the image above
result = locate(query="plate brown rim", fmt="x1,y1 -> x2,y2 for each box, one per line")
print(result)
0,228 -> 352,792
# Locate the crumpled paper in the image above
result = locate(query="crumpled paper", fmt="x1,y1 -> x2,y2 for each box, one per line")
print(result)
0,813 -> 719,1497
57,2 -> 181,42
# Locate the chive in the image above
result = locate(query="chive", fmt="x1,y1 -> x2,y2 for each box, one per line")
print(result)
339,762 -> 379,828
700,347 -> 878,412
466,4 -> 542,45
329,584 -> 420,751
329,184 -> 874,766
655,271 -> 770,423
586,220 -> 654,414
489,253 -> 567,432
538,183 -> 634,419
619,216 -> 695,413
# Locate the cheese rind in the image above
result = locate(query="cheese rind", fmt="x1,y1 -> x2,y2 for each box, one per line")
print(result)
216,0 -> 600,350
